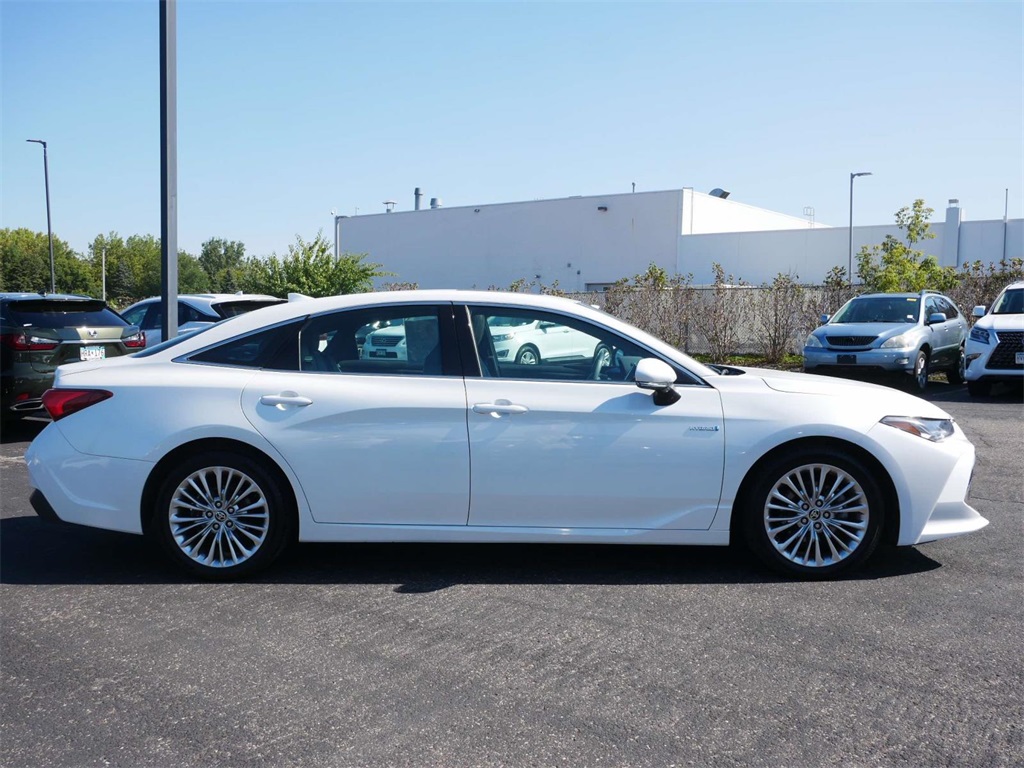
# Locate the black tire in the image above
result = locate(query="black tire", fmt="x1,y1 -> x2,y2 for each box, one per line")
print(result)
742,447 -> 886,579
910,350 -> 929,392
947,347 -> 966,385
515,345 -> 540,365
151,450 -> 295,580
967,379 -> 992,397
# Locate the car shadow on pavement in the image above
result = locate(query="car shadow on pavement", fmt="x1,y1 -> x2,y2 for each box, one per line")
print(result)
921,381 -> 1023,404
0,514 -> 942,589
0,417 -> 47,444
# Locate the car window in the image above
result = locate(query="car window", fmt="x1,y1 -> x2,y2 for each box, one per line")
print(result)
5,299 -> 127,328
299,305 -> 452,376
936,296 -> 959,320
179,302 -> 214,324
120,305 -> 147,327
187,320 -> 303,370
467,305 -> 653,383
212,299 -> 285,318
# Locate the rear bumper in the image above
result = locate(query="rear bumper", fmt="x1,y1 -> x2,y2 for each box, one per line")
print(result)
25,423 -> 152,535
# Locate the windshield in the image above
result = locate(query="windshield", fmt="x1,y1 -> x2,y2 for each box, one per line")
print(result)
991,288 -> 1023,315
831,297 -> 920,324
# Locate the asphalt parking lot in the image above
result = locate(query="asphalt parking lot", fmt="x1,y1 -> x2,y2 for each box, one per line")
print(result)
1,381 -> 1021,768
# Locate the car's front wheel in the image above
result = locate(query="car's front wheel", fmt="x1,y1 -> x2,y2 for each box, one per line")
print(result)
911,350 -> 930,391
152,451 -> 295,580
515,345 -> 540,365
743,448 -> 885,578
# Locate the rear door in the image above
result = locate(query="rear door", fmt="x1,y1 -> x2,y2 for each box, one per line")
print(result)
239,302 -> 471,526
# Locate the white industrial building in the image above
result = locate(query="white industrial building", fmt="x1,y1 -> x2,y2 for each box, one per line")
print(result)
334,188 -> 1023,290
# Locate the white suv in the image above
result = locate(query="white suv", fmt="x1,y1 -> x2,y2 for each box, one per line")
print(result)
487,316 -> 609,365
965,280 -> 1024,396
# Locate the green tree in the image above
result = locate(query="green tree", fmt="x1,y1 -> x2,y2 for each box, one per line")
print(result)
88,232 -> 210,307
239,231 -> 388,297
199,237 -> 246,291
0,228 -> 96,295
856,200 -> 957,293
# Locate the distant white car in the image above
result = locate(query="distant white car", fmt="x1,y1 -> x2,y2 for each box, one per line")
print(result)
487,316 -> 610,366
965,280 -> 1024,396
361,315 -> 611,367
120,293 -> 284,347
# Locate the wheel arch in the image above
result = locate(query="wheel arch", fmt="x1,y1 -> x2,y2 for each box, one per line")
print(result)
729,436 -> 900,547
140,437 -> 299,538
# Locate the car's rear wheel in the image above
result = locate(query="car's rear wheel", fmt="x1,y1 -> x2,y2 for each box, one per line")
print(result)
967,379 -> 992,397
152,451 -> 294,580
947,346 -> 966,384
515,345 -> 540,365
743,448 -> 885,578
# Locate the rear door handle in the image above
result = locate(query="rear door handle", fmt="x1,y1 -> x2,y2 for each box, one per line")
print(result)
473,402 -> 528,416
260,392 -> 313,408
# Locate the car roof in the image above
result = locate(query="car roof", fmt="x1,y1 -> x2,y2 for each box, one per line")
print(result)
0,292 -> 97,301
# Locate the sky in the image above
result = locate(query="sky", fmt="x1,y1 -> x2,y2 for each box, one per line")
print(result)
2,0 -> 1022,261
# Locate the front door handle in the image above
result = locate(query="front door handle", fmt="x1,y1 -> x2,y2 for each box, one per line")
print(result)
260,392 -> 313,408
473,402 -> 529,416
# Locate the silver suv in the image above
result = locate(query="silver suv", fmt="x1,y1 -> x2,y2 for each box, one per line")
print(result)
803,290 -> 968,391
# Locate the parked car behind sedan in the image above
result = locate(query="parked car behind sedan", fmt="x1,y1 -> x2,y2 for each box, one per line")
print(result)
120,293 -> 285,347
803,290 -> 967,391
1,293 -> 144,421
965,280 -> 1024,396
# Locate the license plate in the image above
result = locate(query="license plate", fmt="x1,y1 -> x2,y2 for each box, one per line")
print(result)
837,354 -> 856,365
80,346 -> 105,361
370,349 -> 395,359
1017,352 -> 1024,365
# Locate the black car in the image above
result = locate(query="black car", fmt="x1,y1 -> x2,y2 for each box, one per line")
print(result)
0,293 -> 144,421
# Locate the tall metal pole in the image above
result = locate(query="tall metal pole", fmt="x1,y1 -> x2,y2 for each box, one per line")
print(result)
160,0 -> 178,340
102,247 -> 107,301
848,171 -> 872,286
26,139 -> 55,293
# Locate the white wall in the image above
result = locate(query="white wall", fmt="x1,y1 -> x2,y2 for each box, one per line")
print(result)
684,189 -> 828,234
341,190 -> 685,290
338,189 -> 1023,290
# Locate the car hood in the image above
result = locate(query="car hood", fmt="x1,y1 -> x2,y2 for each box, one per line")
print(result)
722,366 -> 952,419
813,322 -> 912,340
975,313 -> 1024,332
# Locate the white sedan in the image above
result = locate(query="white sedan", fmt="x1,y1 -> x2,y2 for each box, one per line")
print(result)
26,290 -> 987,580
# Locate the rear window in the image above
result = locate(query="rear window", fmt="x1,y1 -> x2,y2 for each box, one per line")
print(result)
5,300 -> 127,328
212,299 -> 285,319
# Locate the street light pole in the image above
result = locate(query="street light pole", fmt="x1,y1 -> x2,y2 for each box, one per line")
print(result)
848,171 -> 873,287
26,139 -> 55,293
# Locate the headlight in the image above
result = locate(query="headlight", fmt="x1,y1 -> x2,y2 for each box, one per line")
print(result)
804,334 -> 822,348
969,326 -> 990,344
881,334 -> 909,349
880,416 -> 954,442
491,333 -> 514,342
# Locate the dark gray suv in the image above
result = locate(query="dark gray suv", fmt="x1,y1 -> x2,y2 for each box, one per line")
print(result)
803,290 -> 968,391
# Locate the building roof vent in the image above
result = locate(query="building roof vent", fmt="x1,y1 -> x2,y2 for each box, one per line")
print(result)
709,188 -> 731,199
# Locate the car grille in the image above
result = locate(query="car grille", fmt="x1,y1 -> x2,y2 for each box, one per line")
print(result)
825,335 -> 877,348
989,331 -> 1024,370
369,335 -> 402,347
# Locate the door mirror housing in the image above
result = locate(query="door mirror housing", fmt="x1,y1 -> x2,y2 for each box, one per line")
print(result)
972,305 -> 986,318
635,358 -> 681,405
820,313 -> 831,324
927,312 -> 946,325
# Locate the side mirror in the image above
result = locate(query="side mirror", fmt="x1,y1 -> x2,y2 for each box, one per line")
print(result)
820,313 -> 831,324
972,305 -> 986,318
927,312 -> 946,325
635,358 -> 680,405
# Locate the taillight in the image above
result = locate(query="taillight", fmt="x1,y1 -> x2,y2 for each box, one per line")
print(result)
124,330 -> 146,348
41,388 -> 113,421
0,332 -> 59,351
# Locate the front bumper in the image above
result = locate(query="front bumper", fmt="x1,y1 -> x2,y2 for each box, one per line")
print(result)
803,347 -> 916,374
